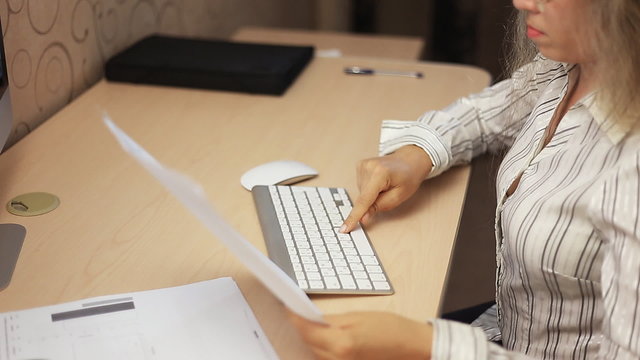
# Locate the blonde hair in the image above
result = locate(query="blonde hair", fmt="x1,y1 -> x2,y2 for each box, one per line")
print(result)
589,0 -> 640,124
503,10 -> 537,80
504,1 -> 640,124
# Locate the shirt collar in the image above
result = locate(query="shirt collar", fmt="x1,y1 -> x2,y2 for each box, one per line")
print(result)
554,60 -> 632,144
582,94 -> 632,145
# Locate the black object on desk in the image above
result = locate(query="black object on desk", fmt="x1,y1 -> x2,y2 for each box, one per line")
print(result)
0,223 -> 25,290
105,35 -> 314,95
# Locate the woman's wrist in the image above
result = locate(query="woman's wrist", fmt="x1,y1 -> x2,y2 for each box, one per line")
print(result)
391,145 -> 434,180
403,320 -> 433,359
418,322 -> 433,359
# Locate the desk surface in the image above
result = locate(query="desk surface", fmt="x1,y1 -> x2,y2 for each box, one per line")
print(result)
0,55 -> 489,358
232,26 -> 425,60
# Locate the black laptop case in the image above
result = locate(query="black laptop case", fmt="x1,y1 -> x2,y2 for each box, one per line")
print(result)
105,35 -> 314,95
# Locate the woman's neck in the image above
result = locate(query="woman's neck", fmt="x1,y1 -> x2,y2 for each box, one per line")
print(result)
568,63 -> 597,108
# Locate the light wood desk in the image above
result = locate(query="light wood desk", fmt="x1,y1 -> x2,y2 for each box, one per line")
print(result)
0,55 -> 489,358
232,26 -> 425,60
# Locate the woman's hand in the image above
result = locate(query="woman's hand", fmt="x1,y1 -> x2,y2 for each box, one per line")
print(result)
341,145 -> 433,233
289,311 -> 432,360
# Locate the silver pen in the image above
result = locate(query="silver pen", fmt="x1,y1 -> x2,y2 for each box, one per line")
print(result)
344,66 -> 423,79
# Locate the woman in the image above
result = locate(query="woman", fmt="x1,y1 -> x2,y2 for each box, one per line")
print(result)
288,0 -> 640,358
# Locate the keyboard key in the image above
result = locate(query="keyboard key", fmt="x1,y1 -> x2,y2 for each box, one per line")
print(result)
318,222 -> 332,230
304,263 -> 318,272
361,256 -> 379,265
297,241 -> 310,249
301,256 -> 315,264
353,271 -> 368,279
327,243 -> 341,251
324,236 -> 338,244
325,277 -> 341,289
351,227 -> 375,256
373,281 -> 391,290
341,240 -> 355,248
307,229 -> 321,237
298,280 -> 308,289
339,274 -> 357,289
344,248 -> 358,256
322,229 -> 336,237
321,268 -> 336,276
312,245 -> 327,253
356,279 -> 372,290
333,259 -> 347,267
366,265 -> 382,273
339,206 -> 352,219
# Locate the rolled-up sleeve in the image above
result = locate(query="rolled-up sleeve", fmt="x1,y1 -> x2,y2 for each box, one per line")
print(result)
379,56 -> 549,179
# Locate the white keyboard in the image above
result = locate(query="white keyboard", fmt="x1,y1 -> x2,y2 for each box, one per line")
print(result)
252,185 -> 393,295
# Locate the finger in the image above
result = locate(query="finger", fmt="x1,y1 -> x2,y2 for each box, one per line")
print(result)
294,321 -> 345,354
341,176 -> 390,233
346,187 -> 414,232
348,159 -> 384,227
359,211 -> 372,226
361,204 -> 385,226
369,187 -> 407,213
289,317 -> 341,360
341,194 -> 377,233
288,310 -> 327,332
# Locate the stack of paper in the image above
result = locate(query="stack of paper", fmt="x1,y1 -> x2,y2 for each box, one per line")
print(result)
0,278 -> 277,359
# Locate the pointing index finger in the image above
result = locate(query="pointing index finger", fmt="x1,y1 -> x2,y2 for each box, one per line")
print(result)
341,178 -> 387,233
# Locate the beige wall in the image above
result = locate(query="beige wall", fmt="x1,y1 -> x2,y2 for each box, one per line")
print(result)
0,0 -> 314,148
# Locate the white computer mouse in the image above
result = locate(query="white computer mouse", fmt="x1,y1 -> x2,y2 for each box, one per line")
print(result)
240,160 -> 319,191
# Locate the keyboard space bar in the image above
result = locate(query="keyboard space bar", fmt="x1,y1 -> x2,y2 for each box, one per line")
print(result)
350,225 -> 374,256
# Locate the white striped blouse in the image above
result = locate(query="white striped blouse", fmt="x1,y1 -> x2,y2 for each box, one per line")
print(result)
378,55 -> 640,359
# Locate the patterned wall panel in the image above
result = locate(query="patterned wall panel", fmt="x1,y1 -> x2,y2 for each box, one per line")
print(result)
0,0 -> 314,147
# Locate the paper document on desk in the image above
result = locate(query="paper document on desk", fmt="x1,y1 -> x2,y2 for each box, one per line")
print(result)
0,278 -> 277,359
103,114 -> 324,323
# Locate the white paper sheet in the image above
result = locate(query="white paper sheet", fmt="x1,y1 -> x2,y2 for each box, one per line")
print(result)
103,114 -> 324,324
0,278 -> 278,360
